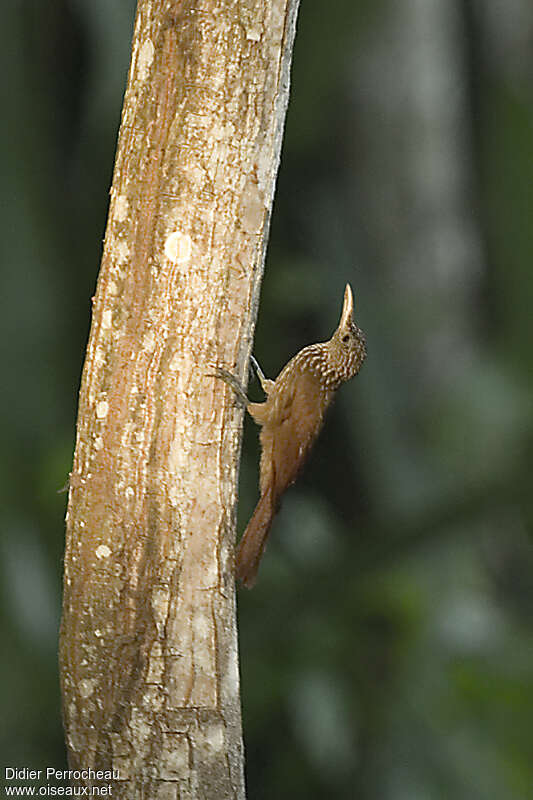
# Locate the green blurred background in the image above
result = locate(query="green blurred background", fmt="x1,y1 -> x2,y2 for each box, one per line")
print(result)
2,1 -> 533,798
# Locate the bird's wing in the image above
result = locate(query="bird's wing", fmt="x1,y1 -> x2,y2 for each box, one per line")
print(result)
269,369 -> 326,495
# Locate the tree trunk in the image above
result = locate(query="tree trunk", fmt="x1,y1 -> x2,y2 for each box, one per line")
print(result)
59,1 -> 300,797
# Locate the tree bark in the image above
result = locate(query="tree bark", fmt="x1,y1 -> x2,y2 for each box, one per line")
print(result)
59,1 -> 300,797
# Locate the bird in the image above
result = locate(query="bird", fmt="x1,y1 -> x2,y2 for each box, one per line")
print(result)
215,283 -> 366,588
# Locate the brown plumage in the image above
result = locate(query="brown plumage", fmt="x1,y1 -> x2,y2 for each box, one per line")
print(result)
218,283 -> 366,588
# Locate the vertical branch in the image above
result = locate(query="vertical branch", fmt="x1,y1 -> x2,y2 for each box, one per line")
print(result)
59,1 -> 300,797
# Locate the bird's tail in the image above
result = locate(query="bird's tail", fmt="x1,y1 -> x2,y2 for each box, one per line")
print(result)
235,484 -> 276,589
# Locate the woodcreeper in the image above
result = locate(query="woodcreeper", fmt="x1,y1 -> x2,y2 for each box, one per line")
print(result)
216,283 -> 366,587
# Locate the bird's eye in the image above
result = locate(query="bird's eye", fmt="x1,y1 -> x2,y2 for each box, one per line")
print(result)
342,334 -> 350,343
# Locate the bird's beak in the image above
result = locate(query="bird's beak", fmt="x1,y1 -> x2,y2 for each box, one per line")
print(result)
339,283 -> 354,328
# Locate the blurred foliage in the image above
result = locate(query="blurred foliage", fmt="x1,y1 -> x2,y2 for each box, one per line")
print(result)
1,1 -> 533,798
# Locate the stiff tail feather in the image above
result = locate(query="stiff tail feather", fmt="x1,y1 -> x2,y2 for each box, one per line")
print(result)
235,484 -> 276,588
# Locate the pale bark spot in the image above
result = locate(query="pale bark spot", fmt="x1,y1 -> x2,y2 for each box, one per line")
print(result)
96,399 -> 109,419
193,610 -> 212,640
210,120 -> 235,140
168,483 -> 180,507
114,194 -> 129,222
164,230 -> 192,264
95,544 -> 111,559
151,587 -> 171,636
169,433 -> 188,475
222,641 -> 241,701
183,162 -> 205,186
205,722 -> 225,753
115,240 -> 130,264
147,641 -> 164,683
143,687 -> 164,711
257,143 -> 274,190
138,39 -> 155,81
143,329 -> 156,352
270,1 -> 285,37
79,678 -> 96,699
168,351 -> 181,371
129,707 -> 152,745
240,180 -> 265,232
160,733 -> 190,780
94,346 -> 105,366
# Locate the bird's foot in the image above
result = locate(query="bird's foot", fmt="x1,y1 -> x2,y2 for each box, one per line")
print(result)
210,366 -> 250,407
